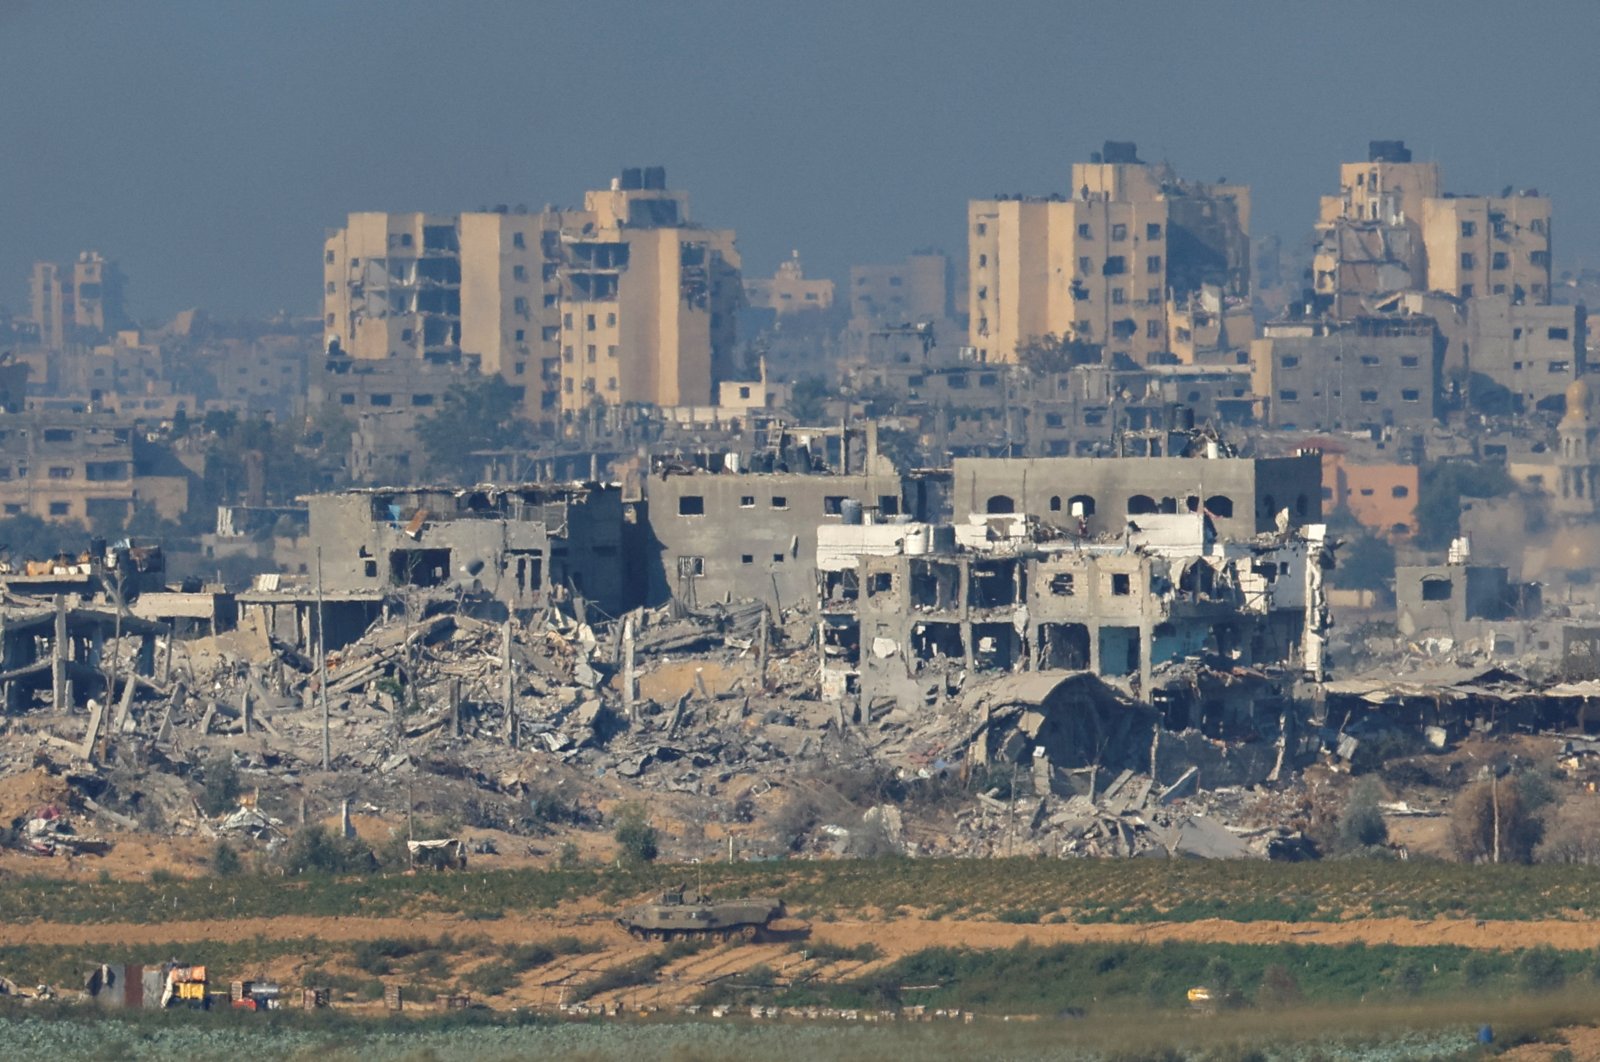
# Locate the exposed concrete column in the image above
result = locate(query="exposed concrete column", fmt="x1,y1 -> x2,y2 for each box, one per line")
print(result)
52,595 -> 68,712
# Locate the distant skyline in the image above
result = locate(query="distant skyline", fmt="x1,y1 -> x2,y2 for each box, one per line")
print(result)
2,0 -> 1594,321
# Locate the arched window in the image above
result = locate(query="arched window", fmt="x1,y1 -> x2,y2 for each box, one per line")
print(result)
1204,495 -> 1234,519
1049,495 -> 1062,512
1068,494 -> 1096,517
1128,494 -> 1158,515
1159,496 -> 1178,514
985,494 -> 1015,514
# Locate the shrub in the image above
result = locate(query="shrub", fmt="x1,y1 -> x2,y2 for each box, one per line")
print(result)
199,756 -> 242,817
211,840 -> 242,877
277,824 -> 378,875
1337,778 -> 1389,852
462,960 -> 519,996
612,803 -> 658,866
1518,945 -> 1566,993
557,842 -> 582,869
1450,778 -> 1543,864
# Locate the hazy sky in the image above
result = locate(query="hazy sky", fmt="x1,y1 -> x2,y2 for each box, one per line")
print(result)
2,0 -> 1594,320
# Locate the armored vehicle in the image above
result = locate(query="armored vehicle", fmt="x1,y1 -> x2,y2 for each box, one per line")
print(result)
616,887 -> 784,942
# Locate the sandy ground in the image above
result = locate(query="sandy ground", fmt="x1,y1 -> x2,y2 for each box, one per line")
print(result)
11,911 -> 1600,956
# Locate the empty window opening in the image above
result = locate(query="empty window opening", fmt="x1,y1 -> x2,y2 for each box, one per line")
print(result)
985,494 -> 1016,514
678,495 -> 705,516
1421,577 -> 1453,602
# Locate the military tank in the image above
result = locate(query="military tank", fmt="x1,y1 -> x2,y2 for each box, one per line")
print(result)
616,887 -> 785,943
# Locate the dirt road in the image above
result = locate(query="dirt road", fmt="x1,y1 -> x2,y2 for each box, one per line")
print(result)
5,911 -> 1597,952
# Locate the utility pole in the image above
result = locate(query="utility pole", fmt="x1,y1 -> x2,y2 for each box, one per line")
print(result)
1491,769 -> 1502,865
316,547 -> 331,770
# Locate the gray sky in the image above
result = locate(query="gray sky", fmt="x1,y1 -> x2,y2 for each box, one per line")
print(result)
2,0 -> 1593,320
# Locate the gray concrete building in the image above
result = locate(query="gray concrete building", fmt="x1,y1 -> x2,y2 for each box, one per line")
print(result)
306,483 -> 636,619
1252,316 -> 1437,433
950,451 -> 1322,540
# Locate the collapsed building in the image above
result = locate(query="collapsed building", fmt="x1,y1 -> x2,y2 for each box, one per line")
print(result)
818,510 -> 1328,706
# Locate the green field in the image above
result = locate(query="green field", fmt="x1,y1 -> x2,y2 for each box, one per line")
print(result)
4,858 -> 1600,925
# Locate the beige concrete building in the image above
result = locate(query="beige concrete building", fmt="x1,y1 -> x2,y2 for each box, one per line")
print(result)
1423,194 -> 1552,303
324,167 -> 742,421
555,167 -> 742,413
29,253 -> 127,350
323,213 -> 464,364
746,251 -> 834,315
0,414 -> 187,525
849,252 -> 951,327
1311,141 -> 1553,315
968,142 -> 1249,366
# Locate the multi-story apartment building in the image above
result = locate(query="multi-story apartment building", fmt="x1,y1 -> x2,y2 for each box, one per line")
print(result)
1251,315 -> 1437,433
0,414 -> 188,525
29,253 -> 128,350
1311,140 -> 1553,314
968,142 -> 1250,365
323,167 -> 742,421
849,252 -> 952,327
1422,194 -> 1552,303
555,167 -> 742,414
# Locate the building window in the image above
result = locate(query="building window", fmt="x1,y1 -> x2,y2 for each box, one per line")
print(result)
1461,285 -> 1474,298
772,553 -> 785,563
771,496 -> 788,510
1077,223 -> 1091,238
1111,573 -> 1131,595
1392,485 -> 1410,498
340,393 -> 356,405
1280,355 -> 1299,368
1146,223 -> 1162,240
977,254 -> 987,268
48,466 -> 72,479
1279,389 -> 1298,402
739,495 -> 755,508
1111,288 -> 1126,305
975,222 -> 987,235
678,496 -> 705,516
325,250 -> 335,264
677,556 -> 705,577
824,496 -> 845,515
1359,389 -> 1379,403
1146,320 -> 1161,338
513,296 -> 529,314
49,502 -> 70,516
513,264 -> 527,281
1077,256 -> 1091,274
370,393 -> 392,406
514,329 -> 525,342
399,233 -> 413,247
586,345 -> 596,362
562,346 -> 573,362
1550,361 -> 1571,373
1401,389 -> 1421,401
563,312 -> 573,328
1104,256 -> 1126,275
1401,356 -> 1420,368
608,345 -> 618,358
606,312 -> 617,326
412,393 -> 435,406
1460,252 -> 1475,270
1549,327 -> 1570,341
1146,255 -> 1161,273
1492,252 -> 1508,270
1460,221 -> 1476,238
1111,223 -> 1127,241
512,232 -> 525,249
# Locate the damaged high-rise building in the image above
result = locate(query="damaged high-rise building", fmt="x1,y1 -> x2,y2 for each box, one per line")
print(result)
968,141 -> 1251,365
321,167 -> 743,424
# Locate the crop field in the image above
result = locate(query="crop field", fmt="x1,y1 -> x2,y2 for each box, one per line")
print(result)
4,858 -> 1600,926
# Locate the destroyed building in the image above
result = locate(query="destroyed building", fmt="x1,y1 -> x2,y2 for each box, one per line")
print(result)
819,509 -> 1328,708
949,450 -> 1323,539
644,425 -> 913,612
306,483 -> 638,619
